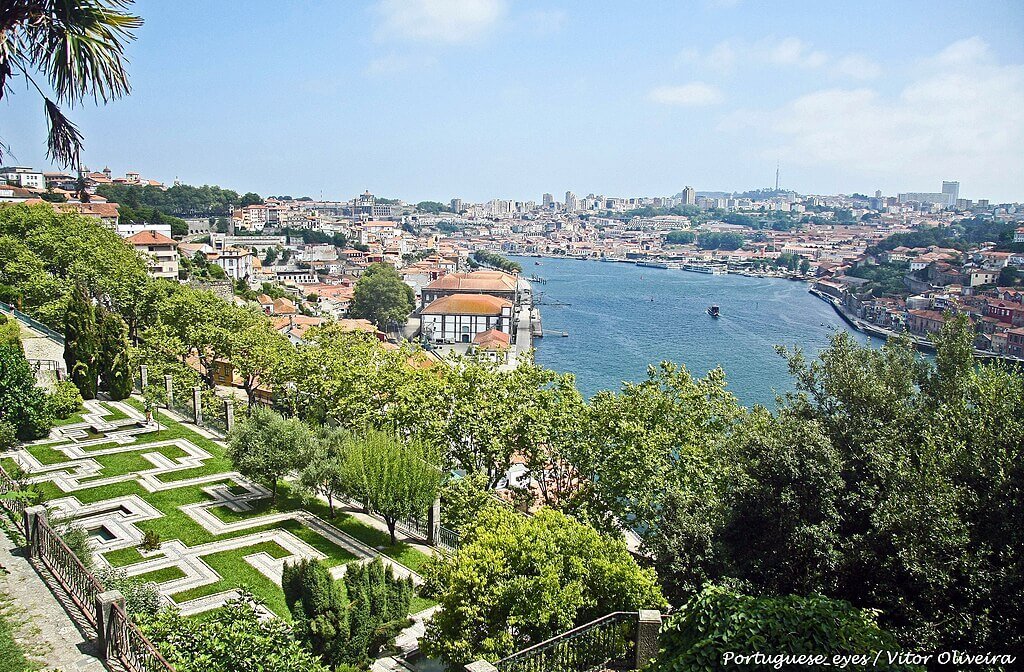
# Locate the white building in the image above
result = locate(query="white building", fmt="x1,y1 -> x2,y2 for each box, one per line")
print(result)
420,294 -> 513,344
0,166 -> 46,191
209,247 -> 254,280
125,230 -> 179,280
118,222 -> 172,239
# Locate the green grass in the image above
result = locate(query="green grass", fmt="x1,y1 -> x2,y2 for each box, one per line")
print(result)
51,407 -> 87,426
103,545 -> 151,567
133,565 -> 187,584
408,594 -> 438,615
169,540 -> 293,617
0,592 -> 39,672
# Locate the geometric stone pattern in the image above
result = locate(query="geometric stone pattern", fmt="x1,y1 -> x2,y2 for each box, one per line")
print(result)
1,399 -> 422,615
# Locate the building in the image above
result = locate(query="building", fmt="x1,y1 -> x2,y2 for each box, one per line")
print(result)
126,230 -> 179,279
681,186 -> 696,206
542,193 -> 554,209
117,221 -> 171,239
420,270 -> 520,307
897,192 -> 951,207
0,185 -> 36,202
565,191 -> 578,212
209,247 -> 254,280
1007,327 -> 1024,358
57,201 -> 120,227
421,294 -> 514,343
907,309 -> 947,335
450,198 -> 463,213
471,328 -> 511,363
1014,227 -> 1024,244
0,166 -> 46,190
942,181 -> 959,206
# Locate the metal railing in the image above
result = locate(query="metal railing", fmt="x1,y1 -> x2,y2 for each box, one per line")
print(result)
496,611 -> 639,672
0,465 -> 28,524
108,601 -> 175,672
0,300 -> 65,345
396,513 -> 429,541
33,515 -> 105,628
437,524 -> 461,553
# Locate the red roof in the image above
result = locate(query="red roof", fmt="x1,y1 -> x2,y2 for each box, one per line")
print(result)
422,294 -> 512,316
125,230 -> 177,246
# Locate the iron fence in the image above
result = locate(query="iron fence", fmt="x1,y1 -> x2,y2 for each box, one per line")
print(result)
496,611 -> 638,672
202,395 -> 229,435
437,525 -> 460,553
108,601 -> 175,672
33,516 -> 105,629
0,464 -> 28,528
396,513 -> 429,541
0,300 -> 65,344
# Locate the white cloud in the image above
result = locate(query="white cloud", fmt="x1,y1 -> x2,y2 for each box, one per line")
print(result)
649,82 -> 724,107
678,37 -> 879,79
724,38 -> 1024,200
366,53 -> 439,76
521,9 -> 568,36
373,0 -> 507,45
833,54 -> 882,80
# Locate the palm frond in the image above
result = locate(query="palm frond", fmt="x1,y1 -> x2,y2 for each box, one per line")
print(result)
28,0 -> 142,105
44,97 -> 83,167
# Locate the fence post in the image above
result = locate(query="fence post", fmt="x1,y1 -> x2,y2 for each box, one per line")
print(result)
193,387 -> 203,425
22,505 -> 47,557
95,590 -> 126,661
635,609 -> 662,669
140,364 -> 148,390
427,495 -> 441,545
224,399 -> 234,432
164,375 -> 174,409
465,662 -> 499,672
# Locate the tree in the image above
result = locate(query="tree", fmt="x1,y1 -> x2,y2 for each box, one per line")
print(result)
348,263 -> 414,330
422,507 -> 666,666
239,192 -> 263,207
0,343 -> 53,440
138,592 -> 330,672
229,320 -> 292,407
300,427 -> 349,518
227,406 -> 313,502
647,586 -> 920,672
96,307 -> 132,399
341,428 -> 441,544
664,230 -> 695,245
799,258 -> 811,274
282,558 -> 350,667
0,1 -> 142,186
64,283 -> 98,398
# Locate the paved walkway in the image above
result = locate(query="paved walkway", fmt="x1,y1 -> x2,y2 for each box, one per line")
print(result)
0,525 -> 107,672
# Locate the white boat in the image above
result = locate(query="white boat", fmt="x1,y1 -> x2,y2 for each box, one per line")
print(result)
683,263 -> 727,275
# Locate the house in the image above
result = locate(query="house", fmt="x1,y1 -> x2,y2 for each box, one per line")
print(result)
126,230 -> 179,280
471,328 -> 511,363
208,247 -> 253,280
968,269 -> 999,287
421,294 -> 514,343
0,166 -> 45,190
906,309 -> 947,335
1008,327 -> 1024,357
0,185 -> 36,202
58,201 -> 120,227
420,270 -> 520,308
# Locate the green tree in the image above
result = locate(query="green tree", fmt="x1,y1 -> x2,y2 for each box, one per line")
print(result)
664,230 -> 695,245
227,406 -> 312,502
0,1 -> 142,177
348,263 -> 414,329
282,558 -> 350,667
300,427 -> 350,518
64,283 -> 98,398
0,314 -> 21,350
138,593 -> 330,672
421,507 -> 666,666
96,307 -> 132,399
229,320 -> 292,407
239,192 -> 263,207
647,586 -> 920,672
342,428 -> 442,544
0,343 -> 53,440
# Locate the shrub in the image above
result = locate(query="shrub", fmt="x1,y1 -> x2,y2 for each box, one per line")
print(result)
54,521 -> 93,570
48,380 -> 83,419
140,530 -> 161,551
95,567 -> 163,617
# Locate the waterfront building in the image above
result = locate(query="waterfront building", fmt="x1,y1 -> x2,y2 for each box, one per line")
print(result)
421,294 -> 514,344
420,270 -> 520,308
471,328 -> 512,363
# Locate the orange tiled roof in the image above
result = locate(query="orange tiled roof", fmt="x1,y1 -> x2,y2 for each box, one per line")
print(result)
424,270 -> 518,292
422,293 -> 512,316
125,229 -> 177,246
473,328 -> 511,350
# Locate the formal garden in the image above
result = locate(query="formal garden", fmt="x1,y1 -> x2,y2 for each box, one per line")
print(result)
1,397 -> 435,622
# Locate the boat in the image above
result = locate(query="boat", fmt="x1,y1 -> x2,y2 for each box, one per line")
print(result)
636,261 -> 669,269
707,305 -> 720,318
535,261 -> 542,265
684,263 -> 727,275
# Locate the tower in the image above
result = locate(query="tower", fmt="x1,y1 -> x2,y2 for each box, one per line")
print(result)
775,161 -> 780,191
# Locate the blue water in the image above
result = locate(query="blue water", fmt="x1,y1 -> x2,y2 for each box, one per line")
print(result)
513,256 -> 884,408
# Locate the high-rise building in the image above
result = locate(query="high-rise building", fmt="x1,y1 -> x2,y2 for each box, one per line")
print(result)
942,181 -> 959,207
542,193 -> 554,209
681,186 -> 696,205
565,191 -> 578,212
450,198 -> 463,212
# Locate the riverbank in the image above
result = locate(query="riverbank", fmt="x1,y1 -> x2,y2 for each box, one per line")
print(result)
808,288 -> 1024,364
522,252 -> 812,282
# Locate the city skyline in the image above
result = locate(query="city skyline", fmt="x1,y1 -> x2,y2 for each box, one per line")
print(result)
3,0 -> 1023,202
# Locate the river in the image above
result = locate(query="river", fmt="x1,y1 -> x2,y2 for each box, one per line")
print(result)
511,256 -> 885,408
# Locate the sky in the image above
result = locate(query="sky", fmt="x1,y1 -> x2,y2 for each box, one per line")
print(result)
4,0 -> 1024,203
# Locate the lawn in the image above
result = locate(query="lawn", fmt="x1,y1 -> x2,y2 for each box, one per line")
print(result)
133,565 -> 188,584
0,590 -> 39,672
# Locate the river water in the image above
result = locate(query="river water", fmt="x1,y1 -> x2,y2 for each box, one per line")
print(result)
512,256 -> 884,408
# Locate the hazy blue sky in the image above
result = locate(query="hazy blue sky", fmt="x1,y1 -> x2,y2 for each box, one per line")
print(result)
4,0 -> 1023,202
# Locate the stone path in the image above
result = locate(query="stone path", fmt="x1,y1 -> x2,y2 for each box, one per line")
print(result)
0,525 -> 107,672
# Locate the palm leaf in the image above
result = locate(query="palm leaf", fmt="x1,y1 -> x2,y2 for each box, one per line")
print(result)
44,97 -> 83,167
